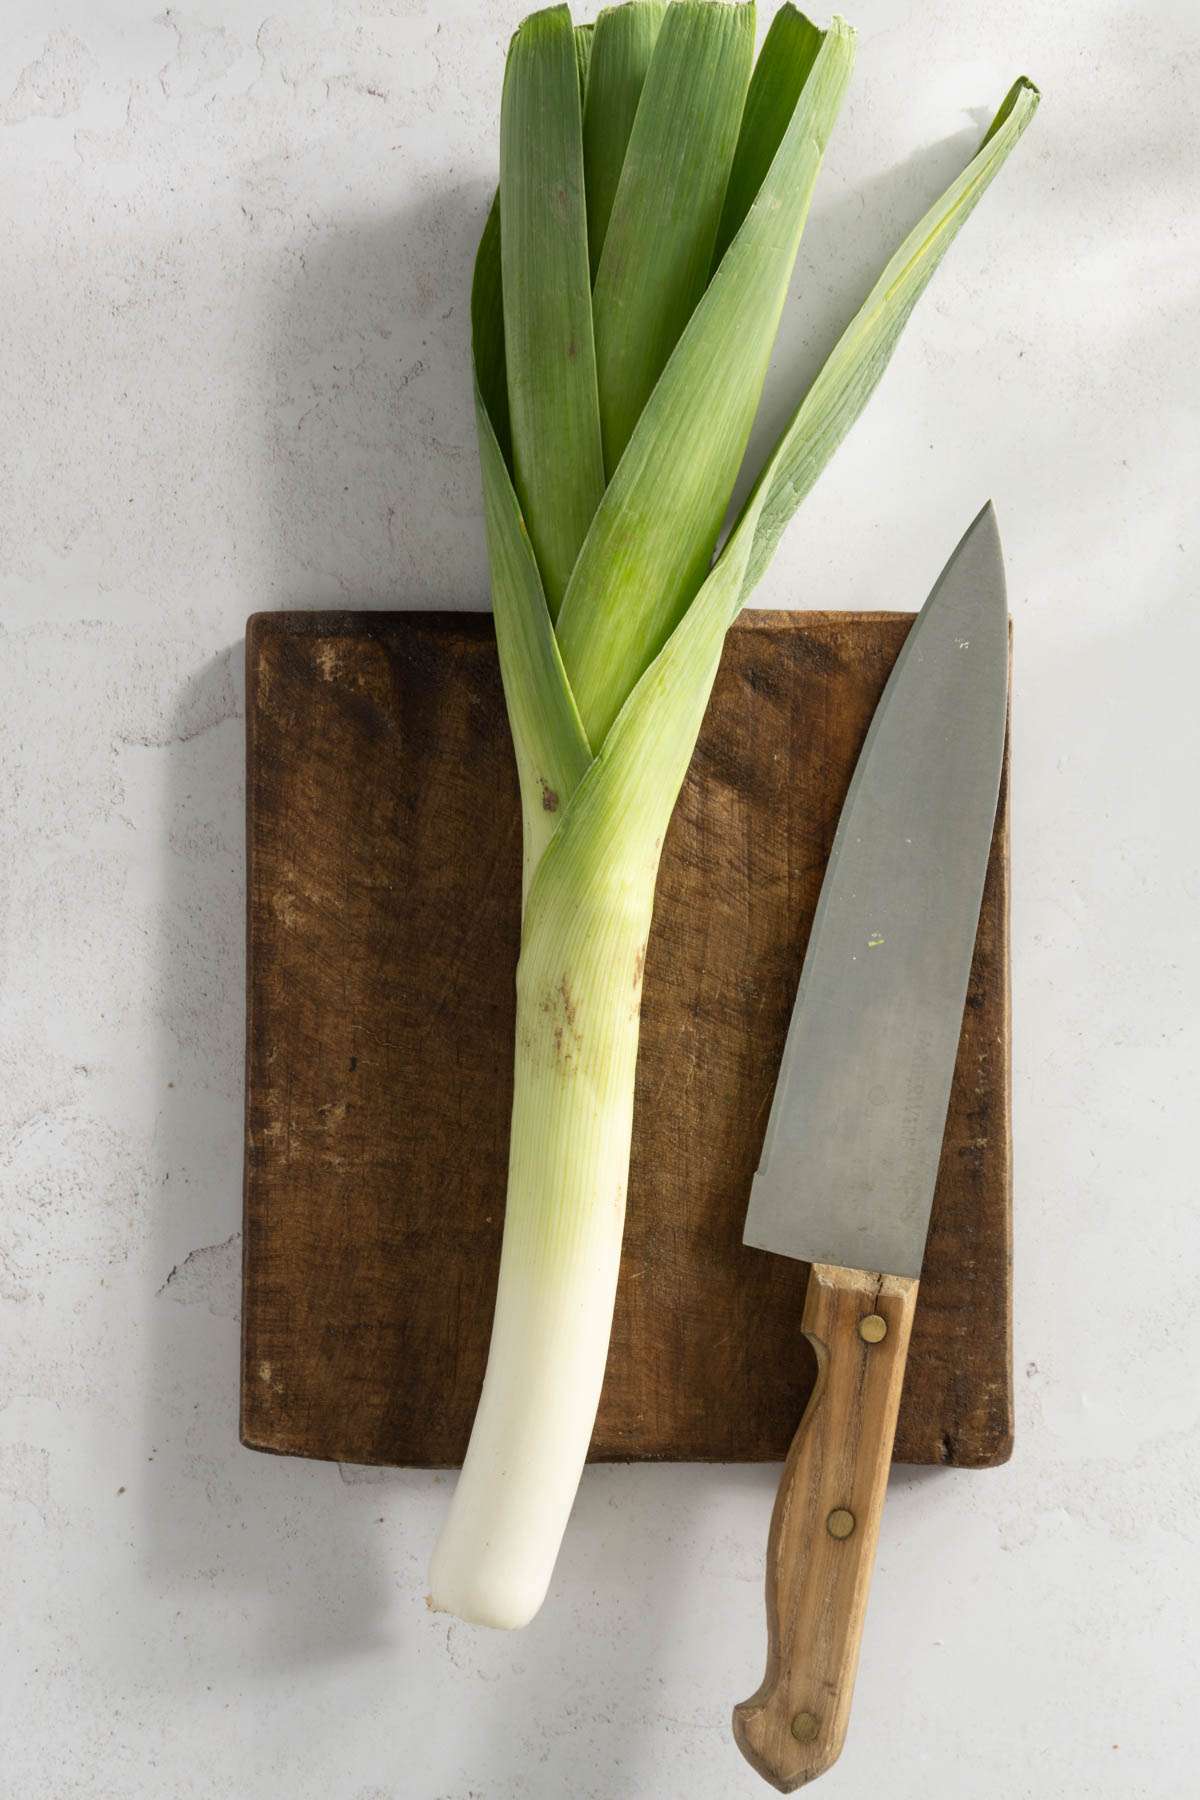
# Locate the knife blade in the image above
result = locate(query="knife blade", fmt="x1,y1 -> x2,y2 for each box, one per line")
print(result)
732,502 -> 1009,1792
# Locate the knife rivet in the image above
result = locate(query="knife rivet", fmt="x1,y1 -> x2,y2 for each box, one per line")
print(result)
859,1313 -> 887,1344
827,1508 -> 856,1540
791,1711 -> 820,1744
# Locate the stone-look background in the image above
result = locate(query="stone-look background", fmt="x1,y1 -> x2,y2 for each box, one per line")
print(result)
2,2 -> 1196,1795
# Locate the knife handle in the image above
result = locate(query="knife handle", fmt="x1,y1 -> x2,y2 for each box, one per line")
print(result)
732,1263 -> 918,1791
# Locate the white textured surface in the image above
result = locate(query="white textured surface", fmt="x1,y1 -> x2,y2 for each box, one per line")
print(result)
2,1 -> 1198,1794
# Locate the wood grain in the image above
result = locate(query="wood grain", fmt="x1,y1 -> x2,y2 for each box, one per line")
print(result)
240,610 -> 1013,1470
732,1265 -> 919,1791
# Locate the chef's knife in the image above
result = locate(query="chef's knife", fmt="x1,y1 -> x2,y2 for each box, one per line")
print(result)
732,503 -> 1009,1791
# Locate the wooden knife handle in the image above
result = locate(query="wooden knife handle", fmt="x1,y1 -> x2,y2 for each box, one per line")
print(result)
732,1263 -> 919,1790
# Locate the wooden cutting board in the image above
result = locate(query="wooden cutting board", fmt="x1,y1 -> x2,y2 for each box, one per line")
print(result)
241,610 -> 1012,1470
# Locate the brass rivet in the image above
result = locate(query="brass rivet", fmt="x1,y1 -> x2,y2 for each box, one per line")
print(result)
859,1313 -> 887,1344
791,1711 -> 820,1744
827,1507 -> 856,1540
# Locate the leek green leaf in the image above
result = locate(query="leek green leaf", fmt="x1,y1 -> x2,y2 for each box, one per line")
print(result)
591,0 -> 755,471
732,76 -> 1042,600
525,386 -> 779,935
472,199 -> 593,892
582,2 -> 667,277
501,5 -> 606,615
574,22 -> 594,100
712,4 -> 824,270
471,197 -> 511,468
526,493 -> 755,936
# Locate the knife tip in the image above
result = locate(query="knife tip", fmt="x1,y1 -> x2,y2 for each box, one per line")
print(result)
969,496 -> 999,538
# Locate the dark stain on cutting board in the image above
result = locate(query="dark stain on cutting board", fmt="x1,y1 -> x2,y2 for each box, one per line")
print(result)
241,611 -> 1013,1470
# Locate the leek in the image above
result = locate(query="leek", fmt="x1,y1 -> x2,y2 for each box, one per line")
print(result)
428,1 -> 1038,1630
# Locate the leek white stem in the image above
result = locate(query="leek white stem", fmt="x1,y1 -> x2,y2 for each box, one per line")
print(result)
429,880 -> 650,1626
